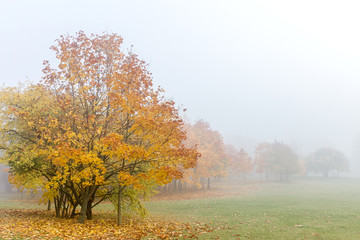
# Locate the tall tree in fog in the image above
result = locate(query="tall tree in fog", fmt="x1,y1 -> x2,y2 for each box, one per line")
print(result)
306,148 -> 348,178
254,142 -> 271,181
183,120 -> 227,189
230,148 -> 253,183
254,141 -> 299,182
266,141 -> 299,182
225,144 -> 238,179
0,31 -> 198,224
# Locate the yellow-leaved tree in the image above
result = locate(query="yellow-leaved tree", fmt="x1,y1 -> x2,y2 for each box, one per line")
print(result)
183,120 -> 227,190
230,148 -> 253,183
0,31 -> 198,224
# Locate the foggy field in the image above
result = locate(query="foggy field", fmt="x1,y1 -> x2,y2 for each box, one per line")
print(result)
2,178 -> 360,239
145,178 -> 360,239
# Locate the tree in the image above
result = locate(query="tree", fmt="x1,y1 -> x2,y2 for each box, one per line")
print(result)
254,141 -> 299,182
233,149 -> 253,183
225,144 -> 237,179
253,142 -> 271,181
182,120 -> 227,190
265,141 -> 299,182
306,148 -> 348,178
0,31 -> 198,224
227,147 -> 252,183
0,85 -> 53,195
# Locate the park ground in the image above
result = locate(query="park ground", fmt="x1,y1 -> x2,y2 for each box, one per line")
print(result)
1,178 -> 360,239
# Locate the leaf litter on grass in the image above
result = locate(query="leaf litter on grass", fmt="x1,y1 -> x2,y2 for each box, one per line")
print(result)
0,209 -> 216,239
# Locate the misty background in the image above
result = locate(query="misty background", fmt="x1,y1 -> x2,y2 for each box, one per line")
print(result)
2,0 -> 360,176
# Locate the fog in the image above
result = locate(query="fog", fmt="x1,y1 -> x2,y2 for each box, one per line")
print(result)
2,1 -> 360,176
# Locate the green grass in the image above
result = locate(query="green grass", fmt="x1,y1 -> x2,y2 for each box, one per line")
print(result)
145,178 -> 360,239
2,179 -> 360,239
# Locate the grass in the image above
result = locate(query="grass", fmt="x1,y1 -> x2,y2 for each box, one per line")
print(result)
2,178 -> 360,239
145,178 -> 360,239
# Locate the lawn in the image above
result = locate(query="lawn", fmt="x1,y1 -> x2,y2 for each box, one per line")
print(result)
1,178 -> 360,239
145,178 -> 360,239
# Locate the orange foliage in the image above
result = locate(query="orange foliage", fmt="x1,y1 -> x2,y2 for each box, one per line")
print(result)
253,142 -> 271,174
230,148 -> 253,180
182,120 -> 227,188
1,31 -> 198,222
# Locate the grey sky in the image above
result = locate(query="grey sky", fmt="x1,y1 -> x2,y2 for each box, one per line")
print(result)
2,0 -> 360,173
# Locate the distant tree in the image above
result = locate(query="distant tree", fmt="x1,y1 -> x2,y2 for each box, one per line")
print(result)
230,148 -> 252,183
306,148 -> 348,178
253,142 -> 271,181
225,144 -> 237,179
266,141 -> 299,182
182,120 -> 227,190
254,141 -> 299,182
297,159 -> 307,177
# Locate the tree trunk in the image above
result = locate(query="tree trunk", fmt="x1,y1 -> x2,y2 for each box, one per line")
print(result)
117,186 -> 122,226
207,177 -> 210,189
86,198 -> 93,220
78,194 -> 90,223
61,197 -> 68,218
70,205 -> 77,219
47,200 -> 51,211
54,197 -> 60,218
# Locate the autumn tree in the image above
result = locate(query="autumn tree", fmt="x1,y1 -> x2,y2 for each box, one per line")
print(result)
253,142 -> 271,181
182,120 -> 227,190
254,141 -> 299,182
225,144 -> 237,179
230,148 -> 253,183
0,31 -> 198,224
265,141 -> 299,182
0,85 -> 53,196
306,148 -> 348,178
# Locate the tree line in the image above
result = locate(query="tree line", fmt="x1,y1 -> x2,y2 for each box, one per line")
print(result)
160,120 -> 349,194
